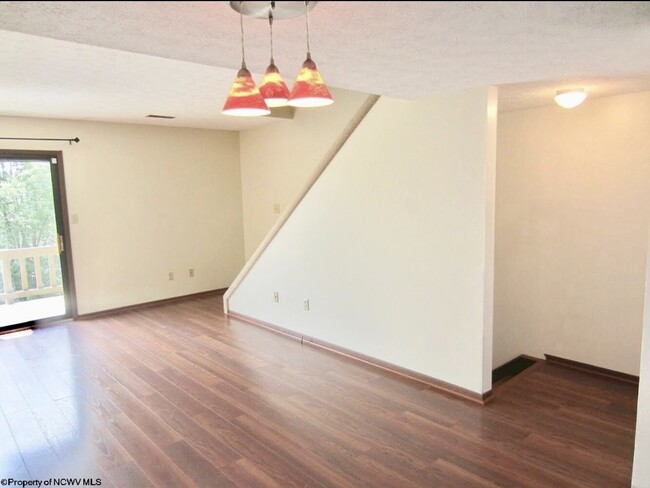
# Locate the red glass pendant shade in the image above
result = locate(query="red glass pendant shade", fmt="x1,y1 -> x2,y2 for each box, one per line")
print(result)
288,54 -> 334,108
222,66 -> 271,117
259,62 -> 291,107
224,1 -> 332,115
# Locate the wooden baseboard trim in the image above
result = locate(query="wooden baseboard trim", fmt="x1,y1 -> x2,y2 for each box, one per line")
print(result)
76,288 -> 228,320
228,311 -> 491,405
544,354 -> 639,385
518,354 -> 544,362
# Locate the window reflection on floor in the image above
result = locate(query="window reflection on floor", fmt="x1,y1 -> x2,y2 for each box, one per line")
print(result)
0,296 -> 66,328
0,323 -> 94,479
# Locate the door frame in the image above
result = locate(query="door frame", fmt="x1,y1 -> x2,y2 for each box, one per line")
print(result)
0,149 -> 78,321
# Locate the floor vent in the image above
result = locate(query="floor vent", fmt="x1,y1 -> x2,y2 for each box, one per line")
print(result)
492,355 -> 538,386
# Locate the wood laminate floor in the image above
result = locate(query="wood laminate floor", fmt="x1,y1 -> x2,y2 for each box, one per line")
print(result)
0,293 -> 638,487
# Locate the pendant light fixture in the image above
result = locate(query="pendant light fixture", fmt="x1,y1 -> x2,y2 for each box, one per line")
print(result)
224,1 -> 332,116
222,2 -> 271,117
288,1 -> 334,108
259,4 -> 291,107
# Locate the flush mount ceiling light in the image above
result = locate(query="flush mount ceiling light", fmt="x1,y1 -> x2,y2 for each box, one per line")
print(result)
222,2 -> 271,117
225,1 -> 333,116
554,89 -> 587,109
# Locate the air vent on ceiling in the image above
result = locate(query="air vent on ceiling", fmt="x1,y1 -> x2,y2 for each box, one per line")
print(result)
146,114 -> 176,119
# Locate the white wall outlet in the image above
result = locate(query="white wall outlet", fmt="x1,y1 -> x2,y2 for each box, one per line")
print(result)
304,299 -> 310,311
168,272 -> 174,281
273,291 -> 279,303
189,268 -> 195,278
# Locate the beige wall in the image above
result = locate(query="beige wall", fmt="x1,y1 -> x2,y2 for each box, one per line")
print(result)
231,87 -> 497,394
494,91 -> 650,374
0,116 -> 244,314
239,87 -> 368,259
633,228 -> 650,487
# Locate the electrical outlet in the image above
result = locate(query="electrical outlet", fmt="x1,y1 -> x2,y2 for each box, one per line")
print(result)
273,291 -> 279,303
273,203 -> 281,214
189,268 -> 194,278
304,299 -> 310,311
168,272 -> 174,281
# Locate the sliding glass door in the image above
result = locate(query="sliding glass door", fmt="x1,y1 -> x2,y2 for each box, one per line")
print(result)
0,152 -> 75,329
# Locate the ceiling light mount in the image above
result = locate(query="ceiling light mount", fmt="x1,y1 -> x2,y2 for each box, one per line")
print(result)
229,1 -> 318,20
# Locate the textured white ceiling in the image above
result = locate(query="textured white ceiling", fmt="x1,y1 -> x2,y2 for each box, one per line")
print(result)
0,1 -> 649,128
0,30 -> 278,130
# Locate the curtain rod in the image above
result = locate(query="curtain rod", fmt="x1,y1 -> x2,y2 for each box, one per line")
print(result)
0,137 -> 80,145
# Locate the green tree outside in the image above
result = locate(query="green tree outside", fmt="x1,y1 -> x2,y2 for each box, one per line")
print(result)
0,160 -> 60,301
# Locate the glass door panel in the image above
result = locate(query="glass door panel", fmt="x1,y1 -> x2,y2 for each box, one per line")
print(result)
0,158 -> 67,328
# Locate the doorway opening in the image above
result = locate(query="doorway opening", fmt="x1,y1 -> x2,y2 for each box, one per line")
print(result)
0,151 -> 76,330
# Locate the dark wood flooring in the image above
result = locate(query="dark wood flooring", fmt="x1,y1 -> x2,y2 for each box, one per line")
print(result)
0,293 -> 638,487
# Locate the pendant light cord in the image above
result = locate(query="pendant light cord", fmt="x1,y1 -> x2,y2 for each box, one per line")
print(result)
305,1 -> 311,57
268,2 -> 275,64
239,1 -> 246,69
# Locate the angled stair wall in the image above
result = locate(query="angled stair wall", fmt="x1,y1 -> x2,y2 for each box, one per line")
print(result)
227,87 -> 497,395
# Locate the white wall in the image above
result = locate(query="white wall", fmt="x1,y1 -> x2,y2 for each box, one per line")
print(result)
494,91 -> 650,374
0,116 -> 244,314
230,87 -> 497,394
633,228 -> 650,487
239,87 -> 369,259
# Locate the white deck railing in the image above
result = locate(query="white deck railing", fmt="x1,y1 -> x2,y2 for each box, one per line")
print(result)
0,246 -> 63,304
